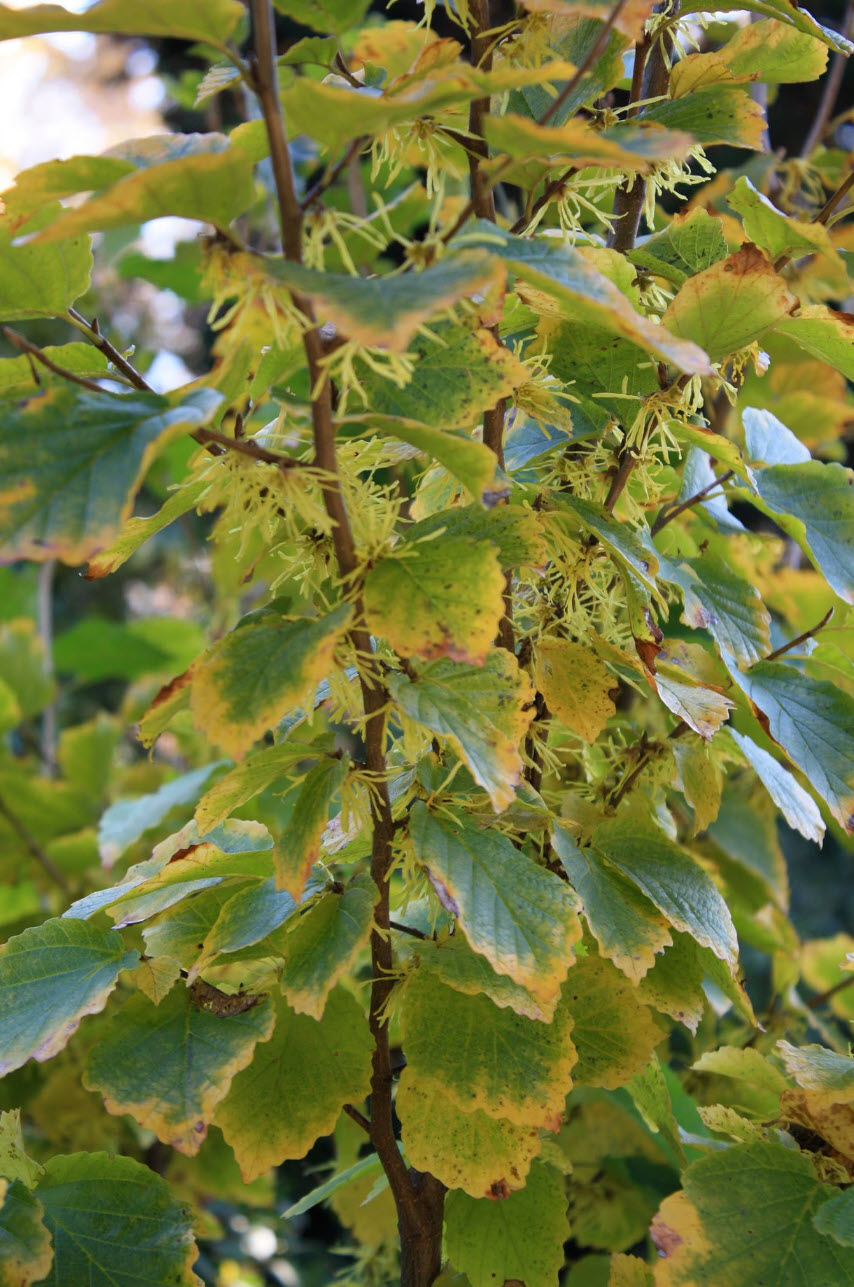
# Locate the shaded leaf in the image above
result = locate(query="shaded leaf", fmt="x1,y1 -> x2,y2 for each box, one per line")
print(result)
273,757 -> 349,900
279,876 -> 375,1019
0,387 -> 220,566
0,1181 -> 52,1287
728,728 -> 824,844
445,1162 -> 569,1287
750,460 -> 854,604
194,741 -> 322,833
567,953 -> 663,1089
776,305 -> 854,380
728,176 -> 840,264
98,762 -> 223,868
813,1188 -> 854,1248
388,652 -> 535,812
0,919 -> 137,1076
35,1152 -> 201,1287
414,934 -> 551,1021
190,878 -> 299,978
357,417 -> 501,502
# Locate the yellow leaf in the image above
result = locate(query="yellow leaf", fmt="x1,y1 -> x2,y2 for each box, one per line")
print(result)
534,637 -> 617,744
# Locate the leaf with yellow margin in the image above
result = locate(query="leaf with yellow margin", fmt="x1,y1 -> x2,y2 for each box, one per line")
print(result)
363,536 -> 505,666
663,246 -> 797,361
671,19 -> 828,96
0,1179 -> 53,1287
444,1162 -> 569,1287
609,1254 -> 655,1287
272,757 -> 349,900
194,741 -> 324,833
652,1141 -> 854,1286
566,953 -> 663,1089
553,829 -> 672,984
0,0 -> 243,45
189,603 -> 352,760
396,1074 -> 543,1199
84,988 -> 274,1155
0,387 -> 220,566
673,741 -> 723,834
414,935 -> 554,1022
278,876 -> 375,1019
485,114 -> 694,171
265,252 -> 502,352
399,970 -> 577,1130
776,305 -> 854,381
636,934 -> 707,1034
409,803 -> 582,1005
215,990 -> 372,1182
535,637 -> 617,744
388,652 -> 535,812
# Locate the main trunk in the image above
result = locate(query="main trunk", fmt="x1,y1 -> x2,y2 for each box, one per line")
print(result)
398,1171 -> 446,1287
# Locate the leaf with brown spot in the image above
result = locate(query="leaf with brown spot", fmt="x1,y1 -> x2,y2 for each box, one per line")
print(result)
535,637 -> 617,744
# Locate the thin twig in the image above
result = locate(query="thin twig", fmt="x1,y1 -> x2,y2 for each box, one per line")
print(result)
603,450 -> 638,513
2,327 -> 110,394
650,469 -> 734,535
765,607 -> 834,661
0,791 -> 70,894
774,168 -> 854,270
301,135 -> 366,210
66,308 -> 154,391
193,426 -> 304,468
343,1103 -> 372,1133
800,0 -> 854,159
807,972 -> 854,1010
389,920 -> 429,941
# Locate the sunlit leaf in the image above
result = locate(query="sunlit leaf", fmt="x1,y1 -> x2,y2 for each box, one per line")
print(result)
0,0 -> 242,44
409,803 -> 582,1005
215,990 -> 372,1182
535,637 -> 617,743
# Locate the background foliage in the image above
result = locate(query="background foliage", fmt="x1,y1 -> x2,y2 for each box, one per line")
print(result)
1,1 -> 854,1285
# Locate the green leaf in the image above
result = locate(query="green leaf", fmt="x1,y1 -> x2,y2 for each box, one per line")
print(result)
553,828 -> 672,984
142,885 -> 248,970
85,478 -> 206,579
678,0 -> 854,55
31,134 -> 256,243
364,535 -> 505,666
593,819 -> 739,970
189,604 -> 352,760
749,461 -> 854,604
0,919 -> 137,1076
724,658 -> 854,831
413,935 -> 552,1022
0,343 -> 109,398
775,305 -> 854,380
284,1152 -> 383,1220
662,245 -> 797,361
566,953 -> 664,1089
456,223 -> 712,374
813,1188 -> 854,1248
0,387 -> 220,566
553,495 -> 660,594
660,553 -> 771,668
190,878 -> 299,978
0,0 -> 242,43
215,989 -> 372,1182
0,1182 -> 53,1287
445,1162 -> 569,1287
0,619 -> 54,719
403,504 -> 546,569
728,176 -> 840,264
358,321 -> 526,429
194,741 -> 321,833
388,652 -> 535,812
742,406 -> 811,467
641,84 -> 766,148
727,729 -> 824,844
84,987 -> 275,1154
672,18 -> 829,93
273,0 -> 369,34
354,417 -> 501,503
629,209 -> 728,287
543,319 -> 659,435
652,1141 -> 854,1287
0,205 -> 91,321
0,1112 -> 42,1189
97,762 -> 224,868
273,757 -> 349,900
35,1152 -> 201,1287
266,252 -> 502,352
399,969 -> 577,1130
279,876 -> 375,1019
397,1074 -> 544,1199
409,803 -> 582,1007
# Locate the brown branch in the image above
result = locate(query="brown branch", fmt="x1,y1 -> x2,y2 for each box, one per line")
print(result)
815,167 -> 854,226
650,469 -> 734,535
603,449 -> 639,513
2,327 -> 111,393
67,307 -> 153,392
193,426 -> 304,468
0,791 -> 70,894
807,972 -> 854,1010
607,2 -> 677,253
509,166 -> 578,235
343,1103 -> 372,1134
247,9 -> 441,1281
301,135 -> 367,210
608,721 -> 688,807
765,607 -> 834,662
389,920 -> 429,941
800,0 -> 853,159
